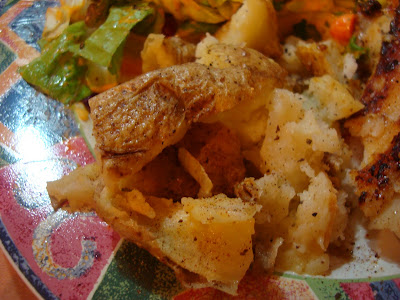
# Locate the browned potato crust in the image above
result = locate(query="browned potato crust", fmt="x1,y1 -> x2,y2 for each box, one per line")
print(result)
178,122 -> 246,197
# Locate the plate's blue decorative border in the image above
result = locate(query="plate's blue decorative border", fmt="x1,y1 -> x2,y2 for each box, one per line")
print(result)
0,217 -> 57,300
370,281 -> 400,299
8,0 -> 58,50
0,79 -> 80,147
0,0 -> 20,15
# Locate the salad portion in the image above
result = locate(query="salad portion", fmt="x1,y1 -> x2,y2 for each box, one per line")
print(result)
19,0 -> 242,104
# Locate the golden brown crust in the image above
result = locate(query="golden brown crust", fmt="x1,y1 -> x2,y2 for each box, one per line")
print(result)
346,6 -> 400,217
178,122 -> 246,197
353,133 -> 400,217
127,146 -> 200,199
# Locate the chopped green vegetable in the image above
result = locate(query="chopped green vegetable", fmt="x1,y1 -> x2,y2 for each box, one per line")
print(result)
176,20 -> 222,42
19,21 -> 91,105
70,5 -> 153,67
293,19 -> 322,41
348,35 -> 367,54
179,20 -> 221,34
194,0 -> 241,8
333,11 -> 345,16
272,0 -> 287,11
108,37 -> 126,76
20,4 -> 157,104
20,0 -> 239,105
133,4 -> 165,35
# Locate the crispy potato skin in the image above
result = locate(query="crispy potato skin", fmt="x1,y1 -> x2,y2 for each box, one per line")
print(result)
90,46 -> 286,181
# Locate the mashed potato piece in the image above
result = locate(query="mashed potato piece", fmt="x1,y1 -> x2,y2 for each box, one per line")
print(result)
215,0 -> 281,58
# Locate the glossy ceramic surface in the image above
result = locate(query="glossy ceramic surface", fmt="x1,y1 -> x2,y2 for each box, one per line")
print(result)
1,1 -> 400,299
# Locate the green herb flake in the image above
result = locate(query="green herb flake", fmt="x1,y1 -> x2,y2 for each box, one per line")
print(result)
273,0 -> 286,11
348,35 -> 367,53
293,19 -> 322,41
179,20 -> 221,34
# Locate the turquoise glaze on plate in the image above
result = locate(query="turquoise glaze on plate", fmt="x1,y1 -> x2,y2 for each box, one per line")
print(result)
0,1 -> 400,299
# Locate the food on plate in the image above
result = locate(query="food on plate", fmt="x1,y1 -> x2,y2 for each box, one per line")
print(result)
141,34 -> 196,72
48,40 -> 285,293
41,0 -> 400,296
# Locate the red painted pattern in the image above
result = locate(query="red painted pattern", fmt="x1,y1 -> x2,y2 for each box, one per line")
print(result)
393,278 -> 400,290
174,274 -> 316,300
49,137 -> 96,167
341,282 -> 375,300
0,137 -> 120,299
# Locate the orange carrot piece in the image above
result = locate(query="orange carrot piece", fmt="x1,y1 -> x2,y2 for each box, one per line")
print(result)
329,13 -> 356,45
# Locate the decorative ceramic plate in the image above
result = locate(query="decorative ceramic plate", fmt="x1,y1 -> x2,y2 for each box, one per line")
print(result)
1,1 -> 400,299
